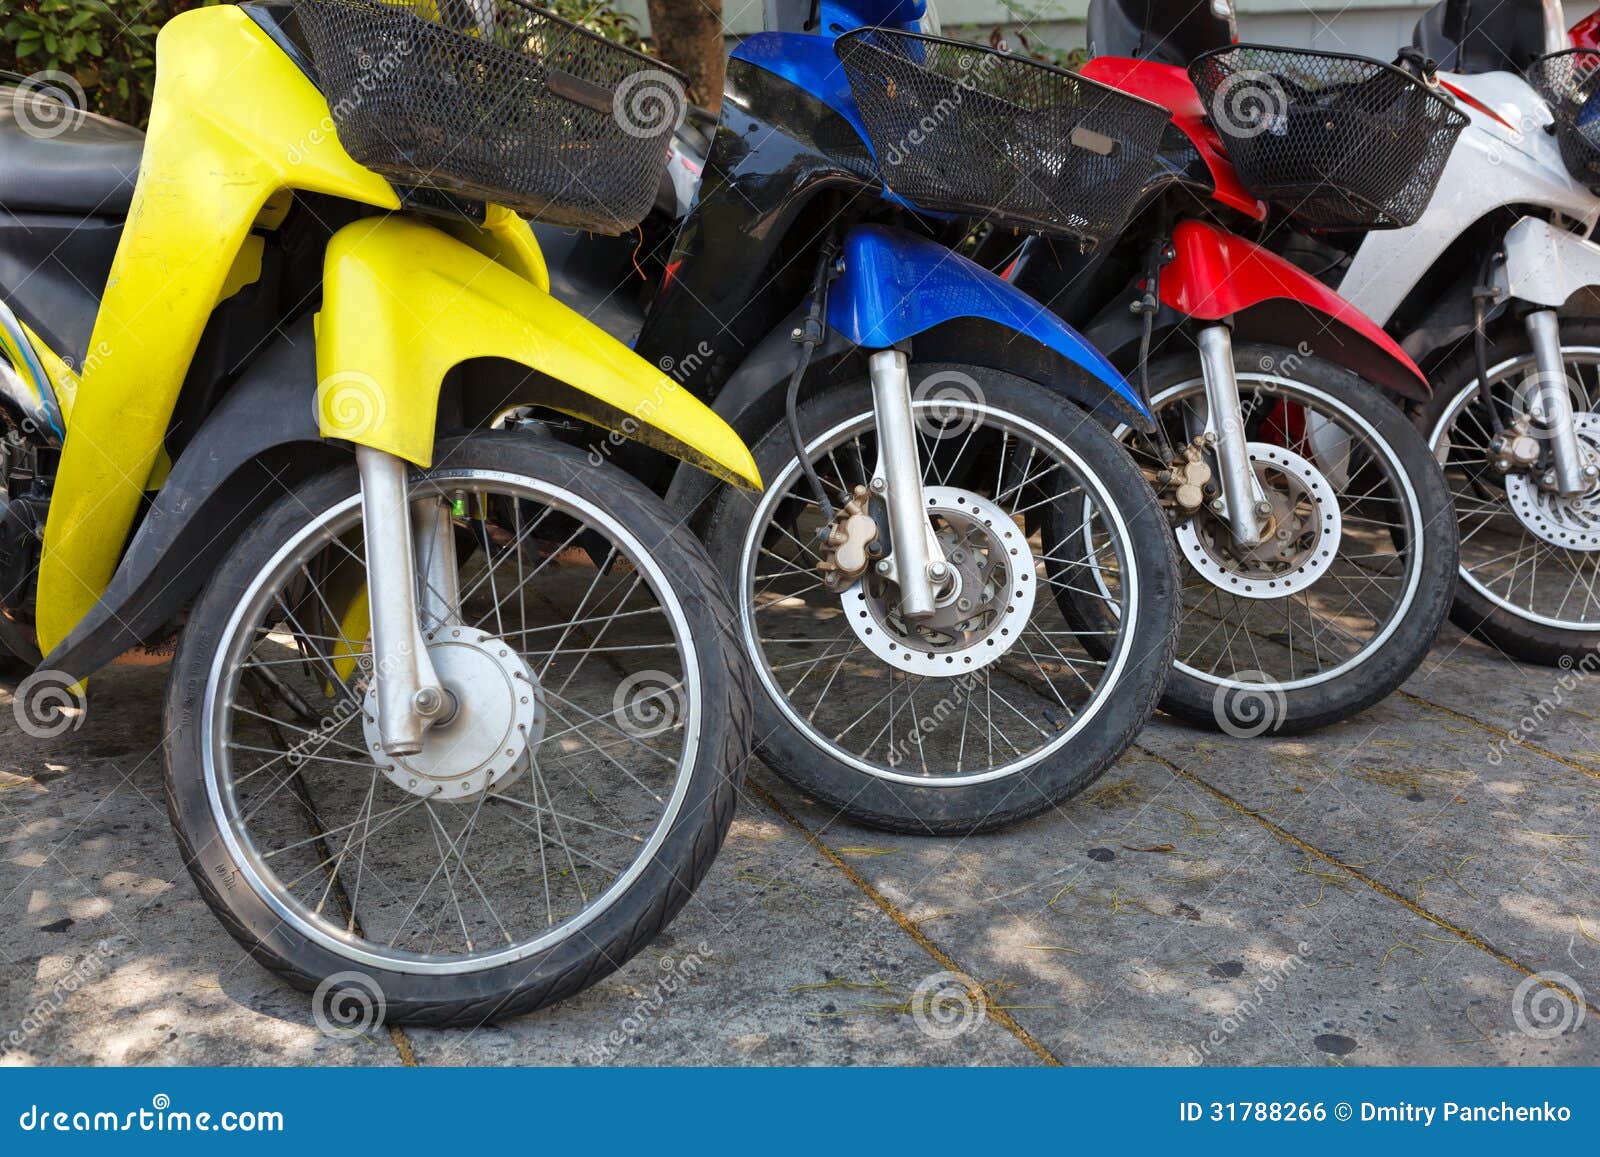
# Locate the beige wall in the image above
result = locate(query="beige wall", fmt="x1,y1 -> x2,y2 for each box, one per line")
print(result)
613,1 -> 1599,62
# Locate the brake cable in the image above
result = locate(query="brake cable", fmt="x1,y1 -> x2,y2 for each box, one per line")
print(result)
787,238 -> 841,526
1133,219 -> 1178,464
1471,246 -> 1516,431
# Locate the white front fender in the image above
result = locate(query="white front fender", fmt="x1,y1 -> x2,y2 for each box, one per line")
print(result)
1501,216 -> 1600,309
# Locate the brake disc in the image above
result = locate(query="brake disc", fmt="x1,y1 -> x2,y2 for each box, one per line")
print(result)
1503,413 -> 1600,551
1175,442 -> 1341,600
839,486 -> 1037,676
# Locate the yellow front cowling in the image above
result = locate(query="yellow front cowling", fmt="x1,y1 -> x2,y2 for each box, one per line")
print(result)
35,6 -> 400,654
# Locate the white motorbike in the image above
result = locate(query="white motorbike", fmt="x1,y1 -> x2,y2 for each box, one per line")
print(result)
1281,0 -> 1600,663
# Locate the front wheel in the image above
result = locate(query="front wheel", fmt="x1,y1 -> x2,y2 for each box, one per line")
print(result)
1114,345 -> 1457,735
164,433 -> 751,1027
703,366 -> 1178,835
1418,320 -> 1600,665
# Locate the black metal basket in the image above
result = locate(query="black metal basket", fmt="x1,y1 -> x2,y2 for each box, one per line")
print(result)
295,0 -> 685,233
835,29 -> 1171,245
1188,45 -> 1467,230
1525,50 -> 1600,190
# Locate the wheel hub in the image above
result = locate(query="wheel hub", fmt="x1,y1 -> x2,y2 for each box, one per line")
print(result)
1503,413 -> 1600,551
1175,442 -> 1341,600
840,486 -> 1036,675
362,626 -> 544,799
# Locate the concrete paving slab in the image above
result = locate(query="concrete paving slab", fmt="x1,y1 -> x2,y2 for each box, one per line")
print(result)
774,744 -> 1599,1066
4,622 -> 1598,1067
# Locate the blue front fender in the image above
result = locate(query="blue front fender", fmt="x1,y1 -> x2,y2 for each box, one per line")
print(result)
826,226 -> 1152,421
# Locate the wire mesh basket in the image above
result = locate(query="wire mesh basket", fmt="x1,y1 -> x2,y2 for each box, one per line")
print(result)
1188,45 -> 1468,230
835,28 -> 1171,245
295,0 -> 685,233
1525,50 -> 1600,191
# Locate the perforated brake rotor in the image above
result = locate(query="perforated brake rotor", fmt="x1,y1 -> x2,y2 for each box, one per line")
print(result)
839,486 -> 1037,675
1503,413 -> 1600,551
1175,442 -> 1342,600
361,625 -> 545,799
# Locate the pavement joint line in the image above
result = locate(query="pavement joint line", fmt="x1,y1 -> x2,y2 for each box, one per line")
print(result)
389,1025 -> 419,1066
1134,744 -> 1600,1019
745,780 -> 1063,1066
1395,689 -> 1600,782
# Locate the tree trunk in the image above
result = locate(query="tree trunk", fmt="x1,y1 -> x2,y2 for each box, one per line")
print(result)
646,0 -> 724,112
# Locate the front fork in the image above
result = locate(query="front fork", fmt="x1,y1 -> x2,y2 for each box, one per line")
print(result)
1523,310 -> 1594,498
867,349 -> 948,621
355,447 -> 456,757
1195,324 -> 1272,547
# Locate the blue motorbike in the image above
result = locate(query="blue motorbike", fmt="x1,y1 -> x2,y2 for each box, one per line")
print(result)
546,0 -> 1182,833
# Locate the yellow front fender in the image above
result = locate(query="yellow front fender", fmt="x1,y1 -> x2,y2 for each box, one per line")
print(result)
317,216 -> 761,491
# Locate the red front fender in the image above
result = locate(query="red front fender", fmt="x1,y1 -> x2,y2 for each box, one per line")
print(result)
1159,220 -> 1431,400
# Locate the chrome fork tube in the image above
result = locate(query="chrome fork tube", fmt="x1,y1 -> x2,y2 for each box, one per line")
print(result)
411,494 -> 461,634
1524,310 -> 1591,498
1196,324 -> 1269,546
356,447 -> 444,757
869,349 -> 945,620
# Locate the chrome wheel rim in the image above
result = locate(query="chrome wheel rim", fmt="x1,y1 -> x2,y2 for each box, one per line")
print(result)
1430,350 -> 1600,631
739,400 -> 1139,788
1116,374 -> 1425,692
201,467 -> 701,975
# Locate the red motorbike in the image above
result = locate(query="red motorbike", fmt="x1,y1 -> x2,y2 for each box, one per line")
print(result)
972,0 -> 1461,734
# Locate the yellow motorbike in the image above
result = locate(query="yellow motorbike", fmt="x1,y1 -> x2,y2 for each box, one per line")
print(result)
0,0 -> 758,1025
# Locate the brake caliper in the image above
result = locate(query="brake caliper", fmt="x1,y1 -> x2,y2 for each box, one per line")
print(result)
1154,436 -> 1214,522
816,484 -> 880,591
